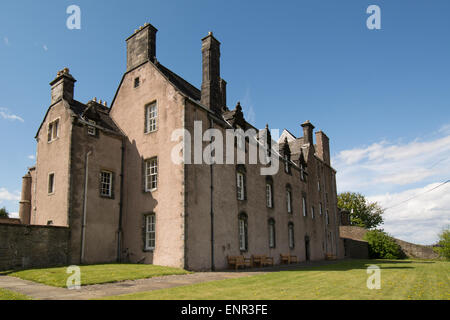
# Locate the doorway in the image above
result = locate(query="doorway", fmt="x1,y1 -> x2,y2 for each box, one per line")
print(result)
305,235 -> 310,261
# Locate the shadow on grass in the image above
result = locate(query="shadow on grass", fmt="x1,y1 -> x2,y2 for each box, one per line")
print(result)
222,259 -> 436,274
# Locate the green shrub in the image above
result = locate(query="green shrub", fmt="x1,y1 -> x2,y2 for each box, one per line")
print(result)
364,230 -> 404,259
434,228 -> 450,260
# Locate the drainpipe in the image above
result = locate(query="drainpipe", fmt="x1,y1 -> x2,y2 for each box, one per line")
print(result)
209,117 -> 215,271
117,140 -> 125,262
80,150 -> 92,264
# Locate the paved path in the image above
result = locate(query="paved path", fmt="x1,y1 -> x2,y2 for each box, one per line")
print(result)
0,271 -> 265,300
0,260 -> 342,300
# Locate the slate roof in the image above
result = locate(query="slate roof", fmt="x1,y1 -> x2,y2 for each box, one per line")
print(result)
69,100 -> 122,135
155,62 -> 201,101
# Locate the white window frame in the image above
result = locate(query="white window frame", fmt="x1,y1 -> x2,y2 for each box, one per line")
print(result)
284,155 -> 289,173
268,220 -> 276,248
48,172 -> 55,195
288,224 -> 295,249
100,170 -> 112,197
239,217 -> 247,251
145,214 -> 156,250
237,172 -> 245,200
311,206 -> 315,219
302,197 -> 307,217
266,184 -> 273,208
287,190 -> 292,213
145,102 -> 158,133
145,157 -> 158,192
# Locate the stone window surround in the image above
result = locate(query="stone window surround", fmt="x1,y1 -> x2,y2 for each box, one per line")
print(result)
238,212 -> 248,252
143,212 -> 156,252
48,172 -> 55,195
47,117 -> 60,143
144,101 -> 158,134
268,218 -> 276,248
99,170 -> 114,199
144,157 -> 158,192
288,222 -> 295,249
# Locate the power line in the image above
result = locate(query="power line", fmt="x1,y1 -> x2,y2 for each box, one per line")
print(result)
385,180 -> 450,210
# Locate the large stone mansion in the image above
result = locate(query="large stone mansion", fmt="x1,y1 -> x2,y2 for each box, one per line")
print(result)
17,23 -> 341,270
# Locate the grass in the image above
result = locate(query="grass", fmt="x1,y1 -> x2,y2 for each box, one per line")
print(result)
104,259 -> 449,300
7,264 -> 190,288
0,288 -> 31,300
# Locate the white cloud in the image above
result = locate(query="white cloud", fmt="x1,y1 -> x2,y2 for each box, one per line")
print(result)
333,132 -> 450,194
0,107 -> 24,122
3,37 -> 9,46
28,155 -> 35,160
43,44 -> 48,51
333,124 -> 450,245
0,188 -> 20,202
368,182 -> 450,245
8,212 -> 19,219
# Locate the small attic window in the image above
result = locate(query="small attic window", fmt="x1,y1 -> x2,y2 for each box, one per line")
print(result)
87,120 -> 96,136
134,77 -> 140,88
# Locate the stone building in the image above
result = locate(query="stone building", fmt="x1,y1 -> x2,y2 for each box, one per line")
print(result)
18,23 -> 341,271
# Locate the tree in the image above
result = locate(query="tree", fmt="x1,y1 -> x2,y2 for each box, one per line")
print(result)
0,207 -> 9,218
434,227 -> 450,260
364,229 -> 404,259
338,192 -> 384,229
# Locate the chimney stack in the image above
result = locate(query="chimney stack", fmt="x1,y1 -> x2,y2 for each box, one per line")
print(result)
50,68 -> 76,104
301,120 -> 315,145
315,131 -> 330,165
201,32 -> 224,114
126,23 -> 158,70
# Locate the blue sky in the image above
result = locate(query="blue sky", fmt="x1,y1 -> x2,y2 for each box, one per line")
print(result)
0,0 -> 449,244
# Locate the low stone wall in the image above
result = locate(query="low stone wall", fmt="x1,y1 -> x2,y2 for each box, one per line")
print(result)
339,225 -> 439,259
0,223 -> 69,271
394,239 -> 438,259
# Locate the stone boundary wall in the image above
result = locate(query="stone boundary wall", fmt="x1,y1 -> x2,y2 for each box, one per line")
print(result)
0,223 -> 69,271
394,238 -> 438,259
339,226 -> 439,259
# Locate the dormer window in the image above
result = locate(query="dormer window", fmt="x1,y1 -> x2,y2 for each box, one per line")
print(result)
300,164 -> 306,182
87,120 -> 96,136
47,119 -> 59,142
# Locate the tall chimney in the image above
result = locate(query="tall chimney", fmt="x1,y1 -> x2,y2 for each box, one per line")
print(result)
19,172 -> 32,225
301,120 -> 315,145
126,23 -> 158,70
50,68 -> 76,104
315,131 -> 330,165
201,32 -> 222,114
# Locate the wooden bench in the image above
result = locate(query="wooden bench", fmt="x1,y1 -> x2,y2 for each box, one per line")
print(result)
280,254 -> 298,264
325,254 -> 337,261
227,255 -> 251,270
252,255 -> 274,267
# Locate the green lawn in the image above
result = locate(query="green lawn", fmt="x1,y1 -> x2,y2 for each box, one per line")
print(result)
105,260 -> 449,300
0,288 -> 31,300
7,264 -> 189,288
